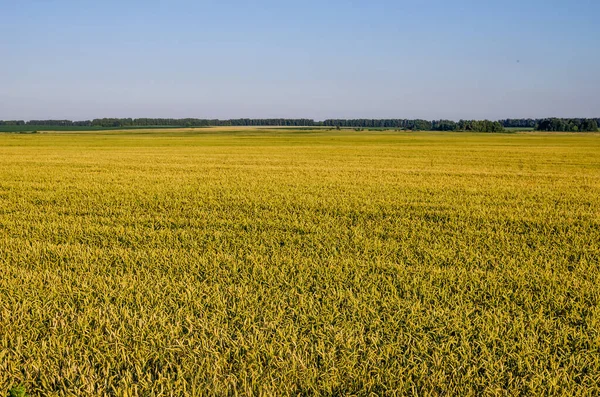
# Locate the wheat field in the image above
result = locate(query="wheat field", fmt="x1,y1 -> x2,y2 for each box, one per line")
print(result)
1,129 -> 599,396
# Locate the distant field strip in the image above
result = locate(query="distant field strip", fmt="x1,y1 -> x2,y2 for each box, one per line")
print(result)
1,130 -> 599,395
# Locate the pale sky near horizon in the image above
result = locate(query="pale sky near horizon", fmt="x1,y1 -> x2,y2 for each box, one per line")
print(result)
1,0 -> 598,121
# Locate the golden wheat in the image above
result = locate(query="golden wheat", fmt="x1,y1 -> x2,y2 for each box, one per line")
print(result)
1,129 -> 599,396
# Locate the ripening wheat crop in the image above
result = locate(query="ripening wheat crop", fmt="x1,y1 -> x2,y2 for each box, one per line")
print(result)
1,129 -> 599,396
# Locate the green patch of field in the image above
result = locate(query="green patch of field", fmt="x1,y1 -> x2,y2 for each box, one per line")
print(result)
1,130 -> 599,395
505,127 -> 535,132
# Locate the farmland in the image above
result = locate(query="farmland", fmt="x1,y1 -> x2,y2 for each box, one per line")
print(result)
1,129 -> 599,395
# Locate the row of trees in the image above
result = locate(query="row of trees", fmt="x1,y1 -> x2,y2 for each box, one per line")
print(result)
500,119 -> 538,128
458,120 -> 505,132
1,118 -> 598,132
0,118 -> 316,127
0,118 -> 503,132
501,118 -> 600,131
321,119 -> 504,132
81,118 -> 320,127
535,118 -> 598,132
322,119 -> 435,129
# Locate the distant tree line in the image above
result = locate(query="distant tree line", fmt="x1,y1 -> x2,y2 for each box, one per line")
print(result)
0,118 -> 503,132
534,118 -> 598,132
1,118 -> 598,132
501,118 -> 599,131
321,119 -> 506,132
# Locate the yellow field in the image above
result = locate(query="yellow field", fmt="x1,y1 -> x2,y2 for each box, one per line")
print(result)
1,129 -> 599,395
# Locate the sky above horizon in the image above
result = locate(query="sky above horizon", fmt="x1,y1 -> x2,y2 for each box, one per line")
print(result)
1,0 -> 599,121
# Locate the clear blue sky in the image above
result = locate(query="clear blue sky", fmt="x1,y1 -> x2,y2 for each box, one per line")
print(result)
1,0 -> 598,121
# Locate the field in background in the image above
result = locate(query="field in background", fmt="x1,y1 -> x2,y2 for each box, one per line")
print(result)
1,129 -> 599,395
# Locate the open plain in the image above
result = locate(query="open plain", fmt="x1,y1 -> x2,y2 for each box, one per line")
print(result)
1,129 -> 599,395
